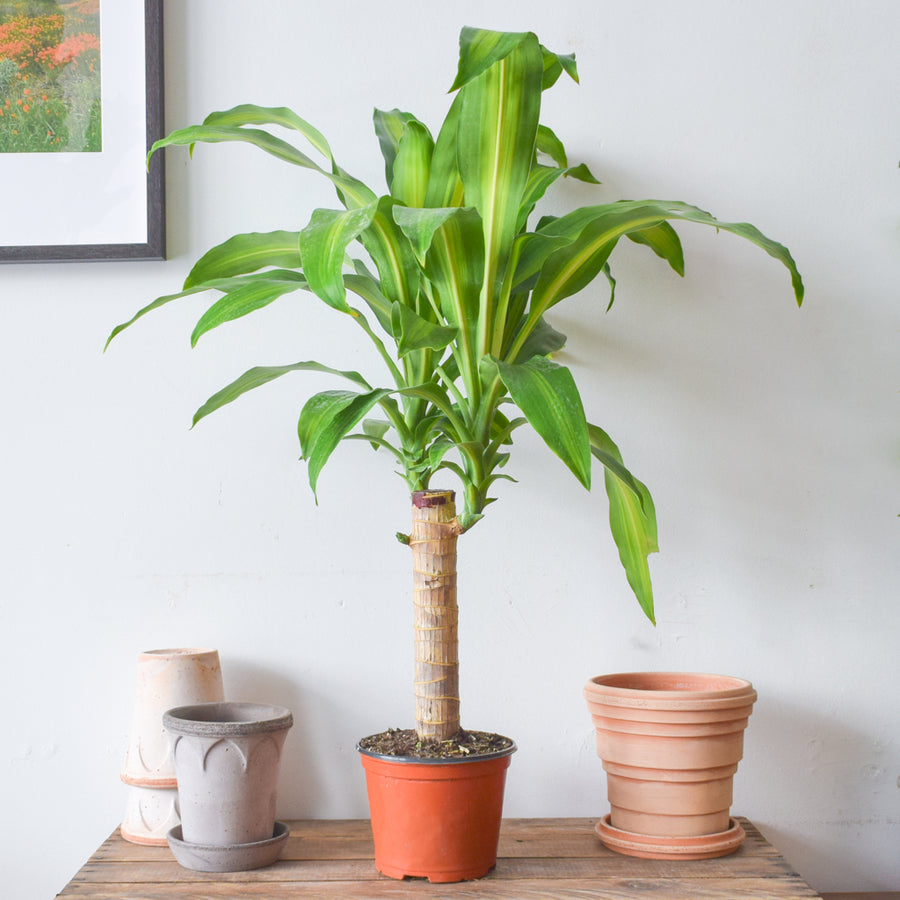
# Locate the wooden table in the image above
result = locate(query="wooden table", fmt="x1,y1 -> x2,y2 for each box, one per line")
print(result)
58,817 -> 823,898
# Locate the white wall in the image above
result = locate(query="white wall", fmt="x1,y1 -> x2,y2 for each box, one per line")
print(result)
3,1 -> 898,896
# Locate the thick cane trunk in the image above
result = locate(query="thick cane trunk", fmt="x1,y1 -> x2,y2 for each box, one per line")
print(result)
410,490 -> 461,743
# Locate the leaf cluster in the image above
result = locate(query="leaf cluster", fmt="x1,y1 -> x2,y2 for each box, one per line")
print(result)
107,28 -> 803,623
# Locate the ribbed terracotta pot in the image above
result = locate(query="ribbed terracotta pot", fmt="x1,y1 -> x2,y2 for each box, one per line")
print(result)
584,672 -> 756,860
358,741 -> 515,883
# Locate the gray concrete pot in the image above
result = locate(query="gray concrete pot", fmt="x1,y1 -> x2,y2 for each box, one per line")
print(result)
163,701 -> 292,851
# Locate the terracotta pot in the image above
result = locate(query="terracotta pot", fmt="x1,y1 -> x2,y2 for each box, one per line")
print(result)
584,672 -> 756,859
163,701 -> 292,850
358,741 -> 516,883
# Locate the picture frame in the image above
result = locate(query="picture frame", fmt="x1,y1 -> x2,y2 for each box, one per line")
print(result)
0,0 -> 165,263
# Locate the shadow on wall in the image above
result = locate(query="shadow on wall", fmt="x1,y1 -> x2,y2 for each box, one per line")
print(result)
744,695 -> 897,892
222,657 -> 369,819
221,658 -> 321,815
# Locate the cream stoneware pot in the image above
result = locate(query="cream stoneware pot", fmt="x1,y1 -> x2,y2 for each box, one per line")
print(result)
120,784 -> 180,846
122,648 -> 225,787
120,648 -> 224,845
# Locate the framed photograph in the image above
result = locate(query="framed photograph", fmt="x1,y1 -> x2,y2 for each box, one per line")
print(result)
0,0 -> 165,263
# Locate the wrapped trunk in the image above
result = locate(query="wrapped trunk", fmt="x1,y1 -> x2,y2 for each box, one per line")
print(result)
410,490 -> 461,743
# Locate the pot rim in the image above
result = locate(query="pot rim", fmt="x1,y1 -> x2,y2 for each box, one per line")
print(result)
585,672 -> 756,708
163,701 -> 293,737
356,736 -> 516,765
139,647 -> 218,657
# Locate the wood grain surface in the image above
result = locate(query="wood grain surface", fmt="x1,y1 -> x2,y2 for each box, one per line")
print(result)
59,817 -> 824,899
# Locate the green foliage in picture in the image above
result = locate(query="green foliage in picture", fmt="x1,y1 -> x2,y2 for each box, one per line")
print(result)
0,0 -> 101,153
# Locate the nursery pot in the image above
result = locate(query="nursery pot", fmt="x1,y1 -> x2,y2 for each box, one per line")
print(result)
163,701 -> 292,848
584,672 -> 756,860
358,740 -> 516,883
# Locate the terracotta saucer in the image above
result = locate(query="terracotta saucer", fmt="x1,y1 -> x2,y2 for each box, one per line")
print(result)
595,815 -> 745,860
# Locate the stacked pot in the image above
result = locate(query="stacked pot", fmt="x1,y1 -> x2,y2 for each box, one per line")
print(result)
120,648 -> 224,845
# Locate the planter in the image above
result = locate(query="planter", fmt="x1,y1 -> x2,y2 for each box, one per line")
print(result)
358,740 -> 516,883
120,784 -> 180,847
122,648 -> 225,787
163,701 -> 292,871
120,648 -> 224,845
584,672 -> 756,860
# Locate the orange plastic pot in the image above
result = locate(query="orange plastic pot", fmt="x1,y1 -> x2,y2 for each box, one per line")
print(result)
358,741 -> 515,882
584,672 -> 756,859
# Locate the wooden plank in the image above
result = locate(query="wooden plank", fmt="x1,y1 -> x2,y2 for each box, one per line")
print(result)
57,875 -> 823,899
70,845 -> 806,884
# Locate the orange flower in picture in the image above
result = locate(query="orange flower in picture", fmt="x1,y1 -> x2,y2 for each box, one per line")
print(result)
0,2 -> 102,153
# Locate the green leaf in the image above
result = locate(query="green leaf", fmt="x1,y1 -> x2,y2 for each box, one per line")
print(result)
418,207 -> 484,388
150,124 -> 376,209
588,424 -> 657,623
299,205 -> 378,311
105,271 -> 297,348
457,29 -> 544,339
184,231 -> 302,289
450,27 -> 533,91
191,275 -> 307,346
391,120 -> 435,208
200,105 -> 377,211
536,199 -> 805,313
564,162 -> 601,184
540,44 -> 579,89
517,162 -> 599,233
298,388 -> 392,495
536,124 -> 568,168
626,221 -> 684,277
373,108 -> 416,187
150,123 -> 306,164
391,302 -> 458,356
494,355 -> 591,489
106,284 -> 219,348
201,104 -> 334,161
424,93 -> 464,208
395,205 -> 484,334
358,196 -> 419,308
530,213 -> 623,314
393,205 -> 462,261
509,316 -> 567,363
192,361 -> 371,427
510,230 -> 574,292
344,272 -> 393,332
362,418 -> 391,450
518,166 -> 567,232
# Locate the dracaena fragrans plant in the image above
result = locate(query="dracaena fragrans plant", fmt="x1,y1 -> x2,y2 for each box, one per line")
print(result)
108,27 -> 803,748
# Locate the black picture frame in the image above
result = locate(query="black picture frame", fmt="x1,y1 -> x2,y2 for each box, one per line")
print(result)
0,0 -> 165,263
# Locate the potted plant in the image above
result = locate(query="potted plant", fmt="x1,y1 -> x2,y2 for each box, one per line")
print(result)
107,26 -> 803,881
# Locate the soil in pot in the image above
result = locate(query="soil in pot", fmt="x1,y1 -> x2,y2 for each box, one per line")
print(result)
358,728 -> 513,759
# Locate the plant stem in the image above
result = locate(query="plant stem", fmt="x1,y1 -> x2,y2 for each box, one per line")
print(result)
410,489 -> 461,743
